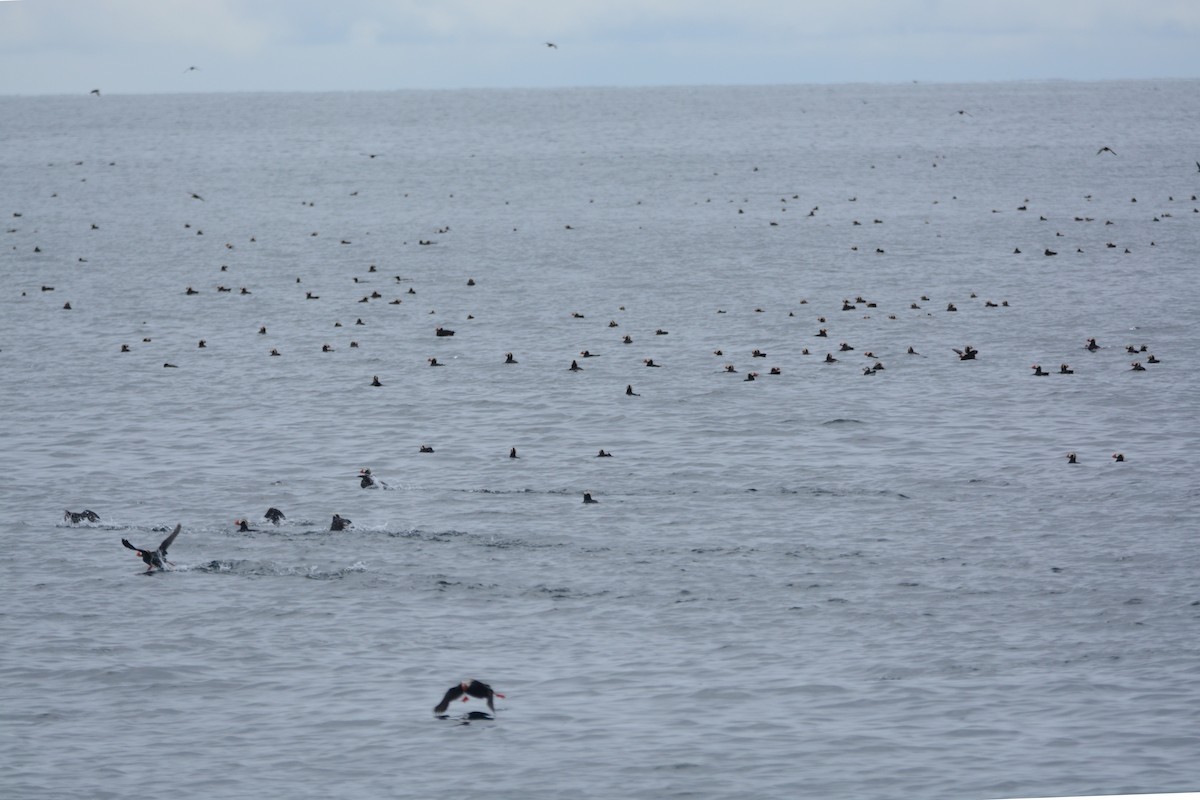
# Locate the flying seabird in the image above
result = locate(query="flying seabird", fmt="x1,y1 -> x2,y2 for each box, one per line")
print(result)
545,42 -> 557,49
64,509 -> 100,524
121,524 -> 181,573
1097,147 -> 1116,156
434,680 -> 505,714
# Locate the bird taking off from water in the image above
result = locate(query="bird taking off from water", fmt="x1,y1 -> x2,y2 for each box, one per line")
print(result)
434,680 -> 505,714
121,525 -> 181,573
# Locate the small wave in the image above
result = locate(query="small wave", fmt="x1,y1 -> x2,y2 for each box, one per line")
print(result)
186,559 -> 367,580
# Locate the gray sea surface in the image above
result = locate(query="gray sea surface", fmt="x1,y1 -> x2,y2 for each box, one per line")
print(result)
2,80 -> 1199,800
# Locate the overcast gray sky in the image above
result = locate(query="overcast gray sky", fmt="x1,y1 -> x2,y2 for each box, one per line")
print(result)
2,0 -> 1198,95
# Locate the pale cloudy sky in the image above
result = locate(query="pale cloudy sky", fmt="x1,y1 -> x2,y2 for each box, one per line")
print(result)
1,0 -> 1198,95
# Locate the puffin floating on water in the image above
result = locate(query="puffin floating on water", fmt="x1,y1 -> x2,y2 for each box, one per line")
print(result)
434,679 -> 505,715
121,524 -> 181,573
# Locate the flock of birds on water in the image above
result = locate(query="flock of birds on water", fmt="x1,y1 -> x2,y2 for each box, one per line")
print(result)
24,135 -> 1190,546
12,74 -> 1195,727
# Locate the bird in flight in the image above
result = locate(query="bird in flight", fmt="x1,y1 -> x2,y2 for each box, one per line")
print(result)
953,109 -> 973,117
122,525 -> 182,573
184,66 -> 200,73
1097,147 -> 1116,156
90,89 -> 100,96
545,42 -> 557,48
190,192 -> 204,201
434,679 -> 505,714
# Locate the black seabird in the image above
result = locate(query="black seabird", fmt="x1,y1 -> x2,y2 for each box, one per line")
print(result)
434,680 -> 505,714
359,468 -> 389,489
264,508 -> 285,525
64,509 -> 100,524
330,514 -> 351,531
122,524 -> 181,573
953,346 -> 977,361
235,518 -> 257,532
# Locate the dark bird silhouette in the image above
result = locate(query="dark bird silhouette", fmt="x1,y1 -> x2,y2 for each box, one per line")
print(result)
1097,147 -> 1116,156
359,468 -> 389,489
64,509 -> 100,524
545,42 -> 558,49
434,679 -> 505,714
264,508 -> 285,525
190,193 -> 204,201
235,519 -> 257,532
953,346 -> 978,361
89,89 -> 101,96
183,66 -> 200,73
122,524 -> 181,572
330,514 -> 351,531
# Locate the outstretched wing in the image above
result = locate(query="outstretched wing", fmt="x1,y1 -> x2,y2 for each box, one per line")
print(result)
434,684 -> 465,714
121,538 -> 142,553
158,524 -> 182,556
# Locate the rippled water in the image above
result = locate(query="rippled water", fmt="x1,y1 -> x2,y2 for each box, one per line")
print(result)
2,81 -> 1199,800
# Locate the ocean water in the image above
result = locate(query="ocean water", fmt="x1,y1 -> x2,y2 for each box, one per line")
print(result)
1,80 -> 1198,800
